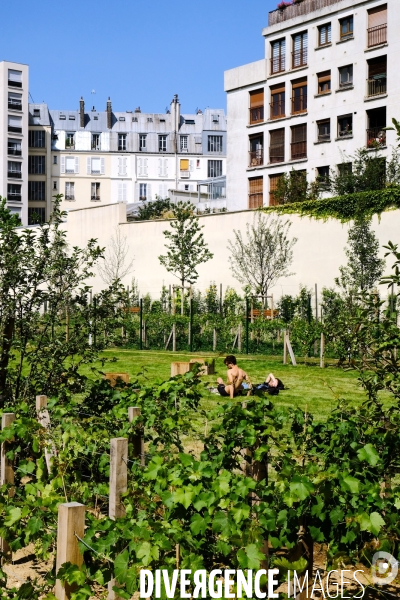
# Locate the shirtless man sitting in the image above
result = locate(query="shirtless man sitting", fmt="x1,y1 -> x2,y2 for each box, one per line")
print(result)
217,355 -> 251,399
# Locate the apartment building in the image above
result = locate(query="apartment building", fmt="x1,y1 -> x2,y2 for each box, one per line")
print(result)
28,104 -> 52,225
0,61 -> 29,224
48,95 -> 227,215
224,0 -> 397,211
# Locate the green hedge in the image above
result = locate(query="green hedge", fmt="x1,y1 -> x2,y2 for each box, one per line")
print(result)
263,187 -> 400,222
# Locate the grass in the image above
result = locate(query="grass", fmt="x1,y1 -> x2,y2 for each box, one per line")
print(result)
85,348 -> 392,423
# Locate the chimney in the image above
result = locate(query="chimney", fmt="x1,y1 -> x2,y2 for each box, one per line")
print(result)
79,97 -> 85,127
170,94 -> 181,133
106,97 -> 112,129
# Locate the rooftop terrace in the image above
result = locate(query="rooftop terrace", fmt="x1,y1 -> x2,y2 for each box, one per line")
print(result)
268,0 -> 344,26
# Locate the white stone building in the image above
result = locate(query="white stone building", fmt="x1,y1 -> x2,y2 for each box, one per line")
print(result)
224,0 -> 395,211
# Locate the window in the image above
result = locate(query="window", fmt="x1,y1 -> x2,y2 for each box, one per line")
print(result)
138,157 -> 148,177
208,135 -> 223,152
249,135 -> 263,167
59,115 -> 66,120
66,132 -> 75,148
317,119 -> 330,142
292,32 -> 308,68
7,184 -> 21,201
69,115 -> 75,120
338,115 -> 353,137
367,106 -> 386,148
33,108 -> 40,117
211,115 -> 219,123
91,182 -> 100,201
8,92 -> 22,110
196,159 -> 200,168
368,5 -> 387,47
92,133 -> 100,150
139,134 -> 147,151
269,174 -> 283,206
118,182 -> 127,202
8,161 -> 22,179
53,181 -> 57,190
208,160 -> 222,178
91,157 -> 101,174
28,155 -> 46,175
28,208 -> 45,225
118,157 -> 127,176
269,129 -> 284,164
249,89 -> 264,124
340,16 -> 354,40
270,83 -> 285,119
180,159 -> 189,171
8,139 -> 21,156
292,77 -> 307,114
119,117 -> 125,122
8,69 -> 22,88
184,184 -> 189,191
271,38 -> 286,74
65,157 -> 77,173
367,55 -> 387,97
117,133 -> 127,151
65,182 -> 75,201
29,130 -> 45,148
180,136 -> 188,151
53,156 -> 58,164
248,177 -> 263,209
28,181 -> 45,200
158,158 -> 168,177
147,117 -> 153,123
317,166 -> 330,188
291,124 -> 307,160
159,135 -> 167,152
318,23 -> 331,46
139,183 -> 147,200
339,65 -> 353,88
8,115 -> 22,133
317,70 -> 331,94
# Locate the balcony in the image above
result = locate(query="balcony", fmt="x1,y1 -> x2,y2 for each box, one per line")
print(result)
249,106 -> 264,125
65,142 -> 75,150
368,24 -> 387,48
291,141 -> 307,160
292,49 -> 307,69
249,150 -> 263,167
270,100 -> 285,120
8,126 -> 22,134
367,77 -> 387,97
180,170 -> 190,179
8,171 -> 21,179
91,195 -> 101,201
269,0 -> 341,26
270,56 -> 285,75
367,127 -> 386,148
269,144 -> 284,164
291,95 -> 307,115
8,101 -> 22,111
8,79 -> 22,88
8,193 -> 21,201
8,147 -> 21,156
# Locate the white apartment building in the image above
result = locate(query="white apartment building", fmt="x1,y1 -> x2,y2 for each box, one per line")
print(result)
224,0 -> 396,211
0,61 -> 29,224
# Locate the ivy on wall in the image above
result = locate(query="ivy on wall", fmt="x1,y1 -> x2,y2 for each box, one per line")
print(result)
263,187 -> 400,222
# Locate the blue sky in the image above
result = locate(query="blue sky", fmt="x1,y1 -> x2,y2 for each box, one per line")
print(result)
1,0 -> 278,114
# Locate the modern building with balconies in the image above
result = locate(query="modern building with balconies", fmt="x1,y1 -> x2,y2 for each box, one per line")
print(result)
224,0 -> 396,211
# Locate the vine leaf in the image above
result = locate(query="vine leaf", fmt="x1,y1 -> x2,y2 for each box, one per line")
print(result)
357,444 -> 380,466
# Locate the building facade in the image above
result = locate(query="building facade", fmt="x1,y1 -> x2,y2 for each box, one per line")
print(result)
0,61 -> 29,224
224,0 -> 396,211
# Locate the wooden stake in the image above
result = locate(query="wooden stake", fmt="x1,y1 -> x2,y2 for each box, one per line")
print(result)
109,438 -> 128,520
128,407 -> 145,466
283,330 -> 288,365
320,332 -> 325,369
1,413 -> 15,560
213,328 -> 217,352
55,502 -> 85,600
36,395 -> 56,474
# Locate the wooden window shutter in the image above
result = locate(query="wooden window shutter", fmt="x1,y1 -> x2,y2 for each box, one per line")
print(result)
248,176 -> 263,209
135,182 -> 140,200
158,158 -> 162,177
87,157 -> 91,174
270,129 -> 284,145
118,157 -> 122,176
250,89 -> 264,108
164,159 -> 168,177
189,160 -> 194,171
147,184 -> 152,200
60,156 -> 65,174
74,157 -> 79,174
368,56 -> 387,77
292,124 -> 307,143
100,157 -> 105,174
292,76 -> 307,89
269,173 -> 283,206
368,4 -> 387,27
318,71 -> 331,83
144,158 -> 148,175
180,159 -> 189,170
138,158 -> 142,176
123,157 -> 127,176
270,82 -> 285,94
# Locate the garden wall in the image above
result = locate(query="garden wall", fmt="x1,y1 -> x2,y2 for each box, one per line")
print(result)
64,202 -> 400,299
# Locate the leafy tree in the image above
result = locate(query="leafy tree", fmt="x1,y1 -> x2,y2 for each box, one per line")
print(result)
329,149 -> 386,195
132,196 -> 172,221
228,213 -> 297,298
159,201 -> 213,315
273,169 -> 320,205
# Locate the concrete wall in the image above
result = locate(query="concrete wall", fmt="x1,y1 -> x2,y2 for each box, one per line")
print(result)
65,202 -> 400,301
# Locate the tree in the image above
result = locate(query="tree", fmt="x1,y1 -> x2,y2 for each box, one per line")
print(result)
227,213 -> 297,298
273,169 -> 320,205
329,148 -> 386,196
159,201 -> 213,314
98,226 -> 134,285
338,218 -> 385,292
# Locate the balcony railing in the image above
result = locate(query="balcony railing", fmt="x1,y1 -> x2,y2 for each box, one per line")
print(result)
8,171 -> 21,179
270,100 -> 285,119
7,193 -> 21,201
8,79 -> 22,88
368,24 -> 387,48
92,144 -> 100,150
269,144 -> 284,164
291,95 -> 307,114
8,126 -> 22,133
367,77 -> 387,97
180,170 -> 190,179
8,101 -> 22,111
91,195 -> 101,201
270,56 -> 285,74
292,49 -> 307,69
65,142 -> 75,149
249,150 -> 263,167
8,147 -> 21,156
291,141 -> 307,160
367,127 -> 386,148
249,106 -> 264,125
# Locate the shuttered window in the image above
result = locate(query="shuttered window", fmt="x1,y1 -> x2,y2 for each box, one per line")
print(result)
368,5 -> 387,46
248,177 -> 263,209
269,174 -> 283,206
270,83 -> 285,119
118,157 -> 127,176
269,129 -> 284,164
180,159 -> 189,171
118,182 -> 127,202
291,124 -> 307,160
249,89 -> 264,124
65,157 -> 75,173
318,23 -> 331,46
292,32 -> 308,68
271,39 -> 285,74
317,71 -> 331,94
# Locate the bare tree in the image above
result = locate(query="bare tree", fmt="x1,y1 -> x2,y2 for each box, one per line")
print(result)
98,227 -> 134,285
228,213 -> 297,297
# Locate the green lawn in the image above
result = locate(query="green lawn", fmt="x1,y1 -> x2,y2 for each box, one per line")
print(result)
88,349 -> 391,423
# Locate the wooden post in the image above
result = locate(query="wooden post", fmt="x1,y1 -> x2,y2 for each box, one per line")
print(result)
283,330 -> 288,365
65,306 -> 69,343
213,328 -> 217,352
36,395 -> 56,474
128,407 -> 145,467
172,323 -> 177,352
320,332 -> 325,369
55,502 -> 85,600
109,438 -> 128,520
271,294 -> 274,321
1,413 -> 15,560
238,322 -> 242,352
